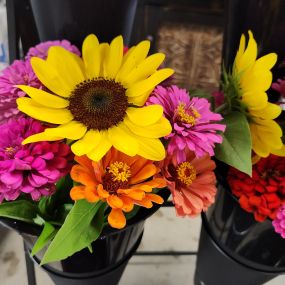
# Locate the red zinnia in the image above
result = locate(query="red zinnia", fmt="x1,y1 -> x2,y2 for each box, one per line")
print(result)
227,155 -> 285,222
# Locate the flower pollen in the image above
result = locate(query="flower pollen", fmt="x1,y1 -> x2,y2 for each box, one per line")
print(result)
177,162 -> 197,186
176,102 -> 200,125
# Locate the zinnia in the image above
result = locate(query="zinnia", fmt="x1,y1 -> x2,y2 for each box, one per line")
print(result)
232,31 -> 285,157
25,40 -> 81,60
162,151 -> 217,217
148,85 -> 225,162
272,205 -> 285,239
70,148 -> 166,229
228,155 -> 285,222
0,117 -> 73,202
17,34 -> 173,161
0,60 -> 42,123
272,77 -> 285,98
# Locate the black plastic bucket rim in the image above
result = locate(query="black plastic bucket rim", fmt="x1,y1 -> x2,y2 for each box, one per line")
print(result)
202,213 -> 285,274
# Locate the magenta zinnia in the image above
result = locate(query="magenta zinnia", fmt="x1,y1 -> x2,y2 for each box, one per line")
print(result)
26,39 -> 81,60
0,60 -> 42,123
273,205 -> 285,239
147,85 -> 225,162
0,117 -> 73,202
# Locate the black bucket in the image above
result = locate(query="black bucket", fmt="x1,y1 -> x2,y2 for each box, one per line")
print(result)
29,0 -> 138,47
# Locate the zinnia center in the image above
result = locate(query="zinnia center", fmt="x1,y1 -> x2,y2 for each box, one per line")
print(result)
102,161 -> 131,193
68,78 -> 128,130
176,162 -> 197,186
176,102 -> 200,125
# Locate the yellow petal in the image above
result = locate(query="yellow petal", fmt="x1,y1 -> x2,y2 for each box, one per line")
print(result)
126,105 -> 163,126
104,35 -> 123,78
17,85 -> 69,108
87,132 -> 112,161
137,137 -> 166,161
251,130 -> 269,157
22,131 -> 62,144
254,53 -> 277,71
108,124 -> 139,156
17,97 -> 73,124
47,46 -> 85,88
241,90 -> 268,111
99,43 -> 109,76
128,89 -> 153,106
271,145 -> 285,156
82,34 -> 100,78
123,53 -> 165,86
44,121 -> 87,140
30,57 -> 71,97
116,40 -> 150,82
234,34 -> 245,70
71,130 -> 102,156
126,68 -> 174,98
124,117 -> 171,138
251,103 -> 281,120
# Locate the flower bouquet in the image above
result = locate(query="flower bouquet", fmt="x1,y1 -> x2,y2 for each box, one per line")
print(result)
195,31 -> 285,285
0,33 -> 227,283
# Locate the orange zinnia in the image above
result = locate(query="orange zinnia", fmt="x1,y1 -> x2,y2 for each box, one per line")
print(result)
70,148 -> 166,229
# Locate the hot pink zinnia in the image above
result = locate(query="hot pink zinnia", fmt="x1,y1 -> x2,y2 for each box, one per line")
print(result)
162,151 -> 217,217
147,85 -> 226,162
0,60 -> 42,123
273,205 -> 285,239
272,78 -> 285,98
0,117 -> 73,202
26,40 -> 80,60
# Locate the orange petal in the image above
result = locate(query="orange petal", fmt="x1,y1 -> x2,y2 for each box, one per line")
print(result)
107,194 -> 124,208
108,208 -> 126,229
70,165 -> 97,186
91,161 -> 104,183
85,186 -> 99,203
130,164 -> 157,184
146,193 -> 164,204
130,157 -> 150,176
70,186 -> 86,201
121,196 -> 134,212
75,155 -> 93,170
135,198 -> 153,208
134,178 -> 166,192
127,190 -> 146,200
97,184 -> 109,198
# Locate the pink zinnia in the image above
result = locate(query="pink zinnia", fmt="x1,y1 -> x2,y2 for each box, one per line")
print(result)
0,117 -> 73,202
26,40 -> 80,60
272,78 -> 285,98
162,151 -> 217,216
0,60 -> 42,123
147,85 -> 225,162
272,205 -> 285,239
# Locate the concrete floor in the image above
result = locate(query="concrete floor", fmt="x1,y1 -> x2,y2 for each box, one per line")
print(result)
0,207 -> 284,285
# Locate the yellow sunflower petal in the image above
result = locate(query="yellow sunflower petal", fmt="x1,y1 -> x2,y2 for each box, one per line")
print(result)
254,53 -> 277,71
17,85 -> 69,108
47,46 -> 85,88
17,97 -> 73,124
116,40 -> 150,82
123,53 -> 165,86
251,130 -> 270,157
271,145 -> 285,156
82,34 -> 100,78
128,89 -> 153,106
137,137 -> 166,161
22,132 -> 62,145
99,43 -> 109,76
126,105 -> 163,126
30,57 -> 71,97
87,132 -> 112,161
44,121 -> 87,140
126,68 -> 174,98
104,35 -> 123,79
108,124 -> 139,156
241,91 -> 268,111
71,130 -> 102,156
124,117 -> 171,138
234,34 -> 245,69
251,103 -> 281,120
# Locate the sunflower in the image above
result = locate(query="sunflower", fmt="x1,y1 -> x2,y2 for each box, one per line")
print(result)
232,31 -> 285,158
70,148 -> 165,229
16,35 -> 173,161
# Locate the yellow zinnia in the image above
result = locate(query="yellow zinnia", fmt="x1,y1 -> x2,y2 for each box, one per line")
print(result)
16,35 -> 174,161
233,31 -> 285,158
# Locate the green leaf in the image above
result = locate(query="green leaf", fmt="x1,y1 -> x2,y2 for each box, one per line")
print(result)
0,200 -> 38,224
124,205 -> 140,220
41,200 -> 105,265
31,222 -> 57,256
215,111 -> 252,176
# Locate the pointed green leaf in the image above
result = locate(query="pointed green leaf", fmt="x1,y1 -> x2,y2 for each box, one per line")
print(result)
215,111 -> 252,176
41,200 -> 105,265
31,222 -> 57,256
0,200 -> 38,224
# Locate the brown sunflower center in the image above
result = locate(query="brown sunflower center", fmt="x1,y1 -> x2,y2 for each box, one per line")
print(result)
102,161 -> 131,193
68,78 -> 128,130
